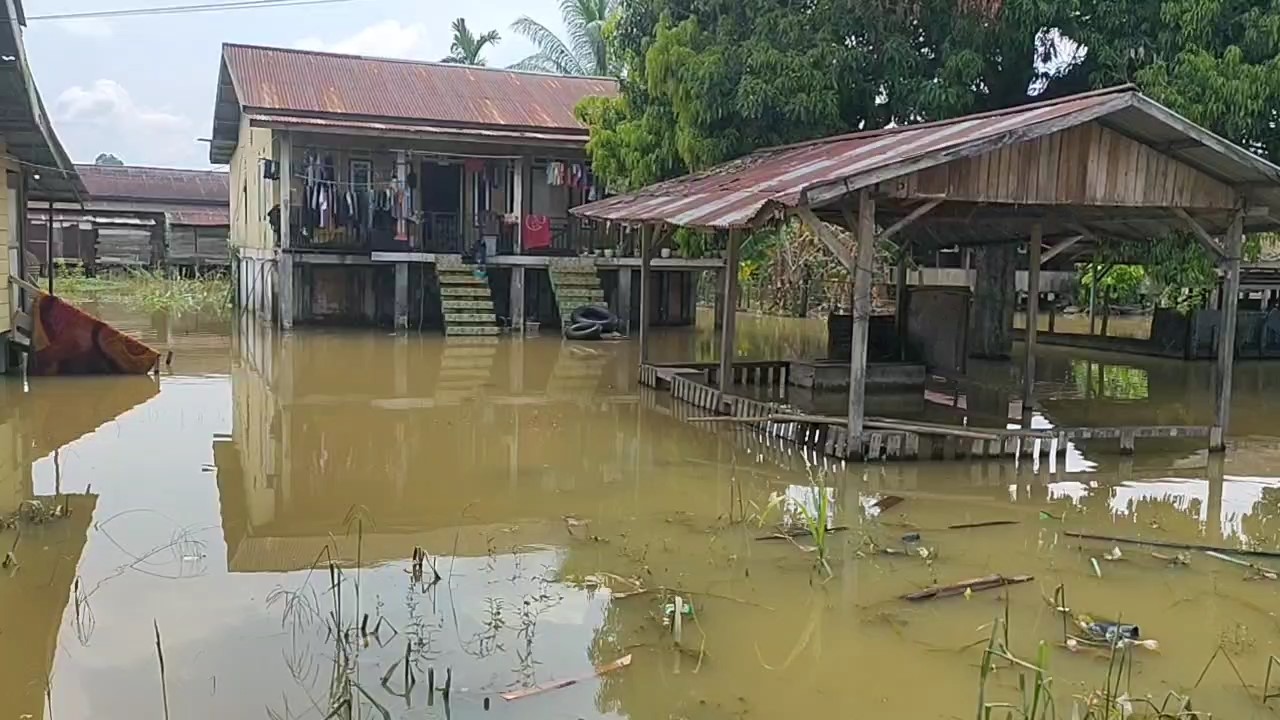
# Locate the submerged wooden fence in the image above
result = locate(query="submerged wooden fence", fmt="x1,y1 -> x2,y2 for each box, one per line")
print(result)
641,361 -> 1212,463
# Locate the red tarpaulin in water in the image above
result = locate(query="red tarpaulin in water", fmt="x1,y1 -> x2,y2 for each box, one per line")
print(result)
28,292 -> 160,375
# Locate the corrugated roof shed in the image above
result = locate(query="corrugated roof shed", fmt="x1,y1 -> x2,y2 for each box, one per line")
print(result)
572,86 -> 1280,234
75,164 -> 229,205
211,44 -> 618,162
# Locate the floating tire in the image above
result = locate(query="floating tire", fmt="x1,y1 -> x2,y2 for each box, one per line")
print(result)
570,305 -> 619,332
563,321 -> 604,341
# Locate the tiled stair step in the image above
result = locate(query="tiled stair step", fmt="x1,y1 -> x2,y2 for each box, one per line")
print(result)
550,274 -> 602,288
558,289 -> 606,302
441,286 -> 492,297
437,367 -> 493,379
445,325 -> 502,336
438,274 -> 488,286
444,313 -> 497,324
442,299 -> 494,311
441,336 -> 500,346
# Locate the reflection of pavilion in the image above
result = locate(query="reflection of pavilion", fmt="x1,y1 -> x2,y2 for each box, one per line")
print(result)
0,377 -> 156,720
214,318 -> 654,573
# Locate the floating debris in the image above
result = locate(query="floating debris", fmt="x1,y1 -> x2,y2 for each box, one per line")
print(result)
902,574 -> 1033,601
948,520 -> 1020,530
500,654 -> 633,701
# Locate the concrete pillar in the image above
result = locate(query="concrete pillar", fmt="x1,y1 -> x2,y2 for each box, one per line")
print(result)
970,242 -> 1016,358
848,190 -> 876,440
617,268 -> 633,333
1023,224 -> 1042,425
394,262 -> 409,331
718,230 -> 742,393
277,256 -> 294,329
510,266 -> 526,333
1211,210 -> 1244,451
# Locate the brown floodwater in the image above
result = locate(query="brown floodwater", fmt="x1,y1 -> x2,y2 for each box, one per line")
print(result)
1,306 -> 1279,720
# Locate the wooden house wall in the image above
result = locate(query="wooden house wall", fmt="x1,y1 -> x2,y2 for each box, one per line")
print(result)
880,121 -> 1237,210
168,225 -> 230,267
1,146 -> 13,336
231,117 -> 275,251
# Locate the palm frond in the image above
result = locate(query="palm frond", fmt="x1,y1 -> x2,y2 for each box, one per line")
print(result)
510,15 -> 586,75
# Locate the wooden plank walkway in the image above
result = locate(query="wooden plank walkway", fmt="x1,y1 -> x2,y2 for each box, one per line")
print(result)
640,361 -> 1212,462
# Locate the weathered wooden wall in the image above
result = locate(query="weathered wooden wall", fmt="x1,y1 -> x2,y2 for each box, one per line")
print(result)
881,121 -> 1237,209
971,243 -> 1016,359
230,117 -> 275,251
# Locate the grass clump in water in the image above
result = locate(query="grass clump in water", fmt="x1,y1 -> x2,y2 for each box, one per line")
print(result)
49,262 -> 231,315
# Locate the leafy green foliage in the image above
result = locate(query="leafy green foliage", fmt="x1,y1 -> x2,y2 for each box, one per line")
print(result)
441,18 -> 500,66
1078,264 -> 1148,307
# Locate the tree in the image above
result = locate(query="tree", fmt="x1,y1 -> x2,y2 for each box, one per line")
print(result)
440,18 -> 500,66
94,153 -> 124,166
510,0 -> 615,76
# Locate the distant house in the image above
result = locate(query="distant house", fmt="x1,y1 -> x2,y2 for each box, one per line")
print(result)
27,164 -> 230,272
208,43 -> 713,332
1,0 -> 83,373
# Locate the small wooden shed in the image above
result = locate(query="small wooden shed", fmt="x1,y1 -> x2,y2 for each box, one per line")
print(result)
573,85 -> 1280,453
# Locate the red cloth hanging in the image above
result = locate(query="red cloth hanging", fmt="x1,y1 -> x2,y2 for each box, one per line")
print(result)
522,214 -> 552,251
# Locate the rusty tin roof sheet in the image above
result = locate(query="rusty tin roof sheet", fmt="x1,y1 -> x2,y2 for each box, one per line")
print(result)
166,207 -> 230,226
76,164 -> 229,205
572,86 -> 1280,230
223,44 -> 618,132
244,112 -> 591,146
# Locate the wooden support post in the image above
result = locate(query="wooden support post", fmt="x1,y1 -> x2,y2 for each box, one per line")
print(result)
509,266 -> 525,333
513,157 -> 526,253
1047,293 -> 1056,333
1023,223 -> 1041,424
394,262 -> 409,331
1211,209 -> 1244,451
895,245 -> 909,361
279,133 -> 294,329
848,190 -> 876,440
718,229 -> 742,393
639,225 -> 653,363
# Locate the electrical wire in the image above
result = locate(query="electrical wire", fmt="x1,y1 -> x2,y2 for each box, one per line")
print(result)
25,0 -> 368,22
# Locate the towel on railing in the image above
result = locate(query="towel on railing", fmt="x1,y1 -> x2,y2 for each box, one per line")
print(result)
522,214 -> 552,251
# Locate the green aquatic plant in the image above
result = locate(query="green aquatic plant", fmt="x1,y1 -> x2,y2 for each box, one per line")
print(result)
759,470 -> 836,576
51,263 -> 231,315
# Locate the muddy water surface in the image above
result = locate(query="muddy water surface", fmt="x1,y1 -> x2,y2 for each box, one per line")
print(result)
1,307 -> 1279,719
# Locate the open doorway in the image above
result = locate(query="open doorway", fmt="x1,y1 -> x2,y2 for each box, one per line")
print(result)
420,162 -> 462,252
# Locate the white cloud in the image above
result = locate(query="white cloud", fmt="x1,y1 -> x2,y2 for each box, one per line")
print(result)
55,79 -> 189,133
295,20 -> 428,59
52,80 -> 204,167
52,18 -> 114,39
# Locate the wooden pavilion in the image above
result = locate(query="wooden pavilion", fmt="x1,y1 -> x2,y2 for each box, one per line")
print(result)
571,85 -> 1280,459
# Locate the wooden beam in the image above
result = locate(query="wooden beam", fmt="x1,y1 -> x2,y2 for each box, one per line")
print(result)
638,224 -> 653,363
648,225 -> 675,259
847,190 -> 876,441
1023,223 -> 1042,423
718,229 -> 742,393
792,206 -> 854,271
878,199 -> 942,246
1172,208 -> 1227,259
1212,208 -> 1244,451
1040,234 -> 1084,265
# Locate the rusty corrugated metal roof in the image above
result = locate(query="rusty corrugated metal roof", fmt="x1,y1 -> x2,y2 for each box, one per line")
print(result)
223,43 -> 618,132
166,207 -> 230,227
75,164 -> 229,205
573,88 -> 1134,229
244,112 -> 591,146
573,85 -> 1280,231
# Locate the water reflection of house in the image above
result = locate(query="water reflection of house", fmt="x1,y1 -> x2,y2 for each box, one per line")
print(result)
208,44 -> 713,332
0,374 -> 157,719
26,164 -> 230,272
1,0 -> 83,373
213,318 -> 647,572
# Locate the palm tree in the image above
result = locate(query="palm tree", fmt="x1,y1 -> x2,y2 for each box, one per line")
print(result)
510,0 -> 615,76
441,18 -> 500,66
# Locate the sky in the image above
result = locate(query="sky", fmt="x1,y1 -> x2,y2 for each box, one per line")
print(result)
21,0 -> 569,169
